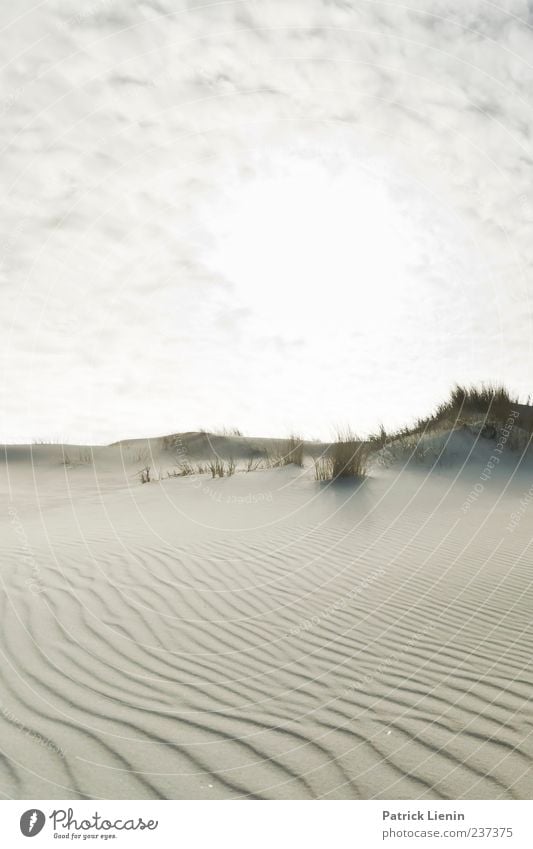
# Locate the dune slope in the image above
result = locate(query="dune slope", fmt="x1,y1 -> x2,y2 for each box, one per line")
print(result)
0,433 -> 532,799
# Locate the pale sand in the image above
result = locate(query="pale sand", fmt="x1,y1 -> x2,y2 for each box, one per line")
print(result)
1,430 -> 532,799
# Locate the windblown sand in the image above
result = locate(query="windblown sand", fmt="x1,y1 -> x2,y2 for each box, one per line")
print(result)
1,432 -> 532,799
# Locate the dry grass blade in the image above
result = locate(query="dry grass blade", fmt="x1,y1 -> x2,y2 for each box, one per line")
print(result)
207,457 -> 235,478
330,429 -> 368,479
137,466 -> 151,484
286,434 -> 304,467
271,435 -> 305,468
315,429 -> 368,480
245,456 -> 263,472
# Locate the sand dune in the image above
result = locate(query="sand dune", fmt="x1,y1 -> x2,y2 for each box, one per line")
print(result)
1,430 -> 532,799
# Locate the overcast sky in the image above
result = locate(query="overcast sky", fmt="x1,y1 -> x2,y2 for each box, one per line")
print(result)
1,0 -> 533,443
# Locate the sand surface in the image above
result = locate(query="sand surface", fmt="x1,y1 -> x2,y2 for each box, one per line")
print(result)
1,432 -> 532,799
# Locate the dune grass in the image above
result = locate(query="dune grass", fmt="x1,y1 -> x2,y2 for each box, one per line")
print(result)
286,434 -> 304,467
434,383 -> 516,423
368,384 -> 520,455
412,383 -> 518,434
138,466 -> 151,484
207,457 -> 235,478
167,462 -> 208,477
150,384 -> 530,486
272,434 -> 304,467
368,383 -> 529,468
315,429 -> 369,481
61,447 -> 94,467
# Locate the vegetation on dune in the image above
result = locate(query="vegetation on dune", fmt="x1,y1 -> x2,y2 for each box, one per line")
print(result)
269,434 -> 305,468
140,384 -> 532,484
207,457 -> 236,478
138,466 -> 151,484
368,384 -> 521,447
61,447 -> 94,467
432,383 -> 517,426
367,383 -> 530,469
315,429 -> 369,481
284,434 -> 305,467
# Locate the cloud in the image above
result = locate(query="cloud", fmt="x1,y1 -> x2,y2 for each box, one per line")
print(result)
1,0 -> 533,440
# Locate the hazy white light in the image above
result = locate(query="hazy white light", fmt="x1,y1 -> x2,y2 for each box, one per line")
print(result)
207,160 -> 420,337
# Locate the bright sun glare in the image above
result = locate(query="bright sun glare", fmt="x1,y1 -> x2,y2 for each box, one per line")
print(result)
207,159 -> 421,338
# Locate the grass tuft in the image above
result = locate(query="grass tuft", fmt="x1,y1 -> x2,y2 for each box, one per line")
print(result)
207,457 -> 235,478
315,429 -> 368,480
137,466 -> 151,484
409,383 -> 519,435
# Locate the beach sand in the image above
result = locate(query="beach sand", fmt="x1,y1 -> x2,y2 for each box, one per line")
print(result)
1,430 -> 532,799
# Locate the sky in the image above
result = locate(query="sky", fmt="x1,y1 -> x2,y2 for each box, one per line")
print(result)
1,0 -> 533,443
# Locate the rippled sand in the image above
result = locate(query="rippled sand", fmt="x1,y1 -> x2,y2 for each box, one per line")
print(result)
1,435 -> 532,799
